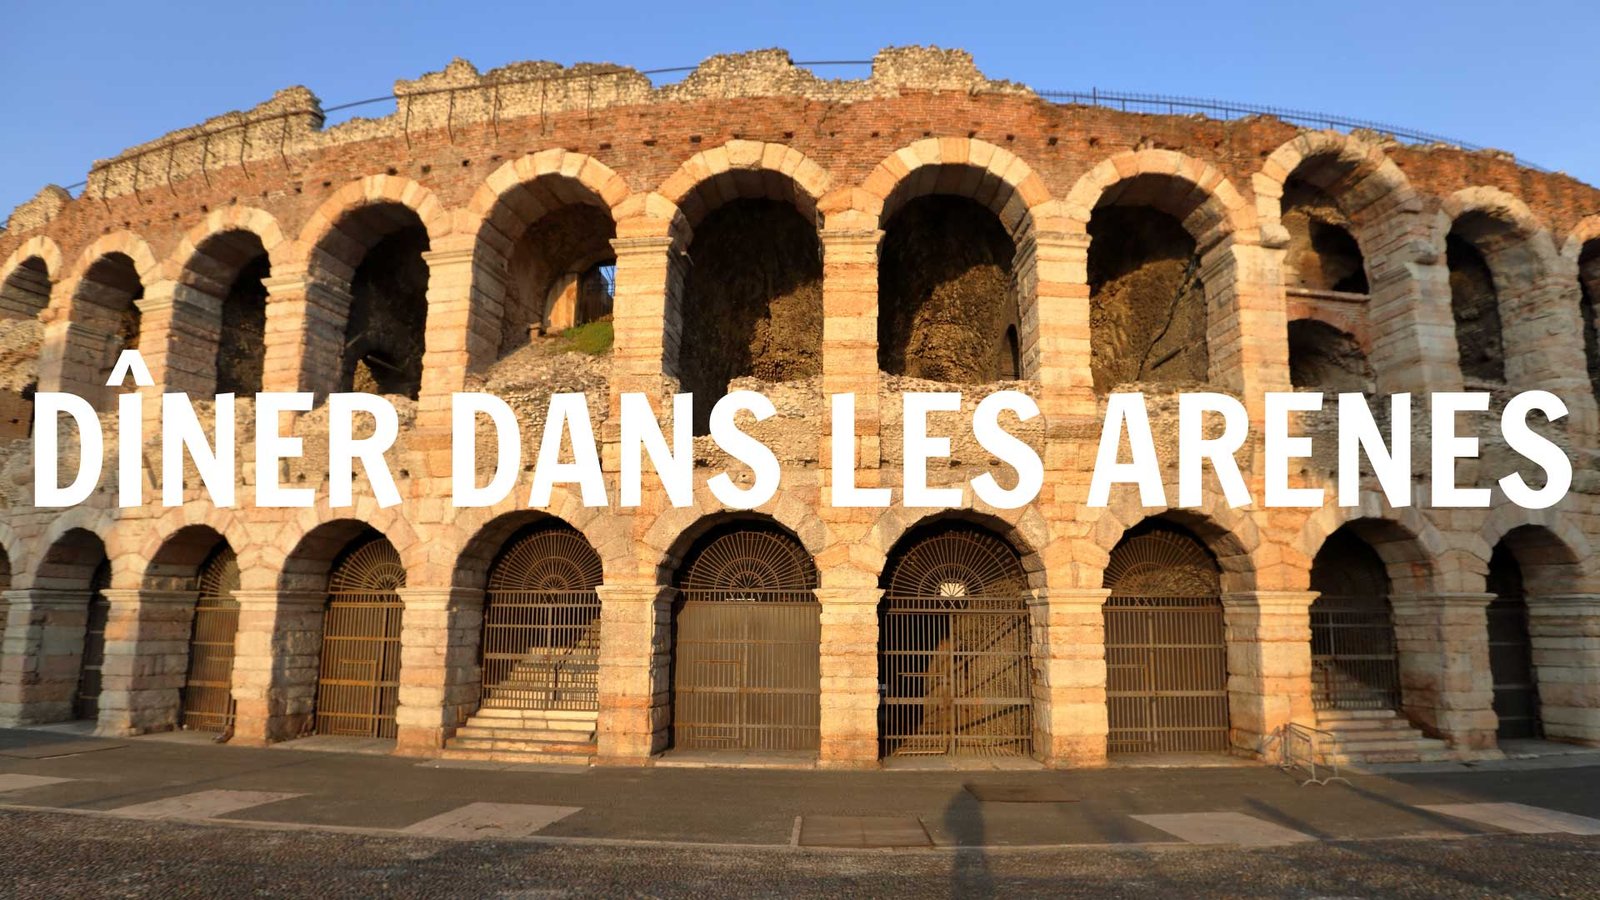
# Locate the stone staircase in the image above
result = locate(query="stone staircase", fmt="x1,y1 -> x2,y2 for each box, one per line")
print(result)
441,626 -> 599,765
1313,708 -> 1454,765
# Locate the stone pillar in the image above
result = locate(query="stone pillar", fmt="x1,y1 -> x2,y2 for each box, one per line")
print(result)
1221,591 -> 1317,755
608,235 -> 682,397
818,229 -> 882,476
137,281 -> 220,397
815,587 -> 879,769
228,589 -> 324,745
260,267 -> 348,398
36,313 -> 119,409
1528,593 -> 1600,746
1391,592 -> 1499,751
393,586 -> 482,756
594,583 -> 671,765
1030,231 -> 1096,424
1033,588 -> 1109,767
94,589 -> 198,736
0,589 -> 89,725
1208,242 -> 1291,417
416,240 -> 481,432
1365,232 -> 1462,395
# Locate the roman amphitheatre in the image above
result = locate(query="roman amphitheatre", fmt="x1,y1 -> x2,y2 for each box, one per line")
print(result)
0,46 -> 1596,770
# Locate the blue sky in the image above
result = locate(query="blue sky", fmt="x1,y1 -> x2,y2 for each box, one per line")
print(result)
3,0 -> 1596,218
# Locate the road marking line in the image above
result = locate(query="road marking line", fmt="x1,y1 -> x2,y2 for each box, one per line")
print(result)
0,774 -> 72,792
108,790 -> 302,820
1420,803 -> 1600,835
1131,812 -> 1317,846
401,802 -> 581,840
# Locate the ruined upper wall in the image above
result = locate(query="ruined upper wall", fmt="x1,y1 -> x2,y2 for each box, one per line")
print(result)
72,47 -> 1030,205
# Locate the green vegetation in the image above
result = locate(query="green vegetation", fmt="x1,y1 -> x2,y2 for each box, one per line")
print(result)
559,317 -> 613,355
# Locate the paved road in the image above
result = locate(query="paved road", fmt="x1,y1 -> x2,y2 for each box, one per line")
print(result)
4,727 -> 1600,896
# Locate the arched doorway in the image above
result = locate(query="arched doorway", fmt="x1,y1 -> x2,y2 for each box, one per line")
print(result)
73,561 -> 111,721
480,524 -> 603,713
1309,530 -> 1401,711
180,545 -> 241,732
1487,544 -> 1542,739
314,533 -> 404,738
1103,523 -> 1230,754
878,525 -> 1034,759
671,523 -> 820,754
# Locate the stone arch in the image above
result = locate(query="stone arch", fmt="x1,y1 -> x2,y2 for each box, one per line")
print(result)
1085,495 -> 1261,594
45,232 -> 160,406
865,504 -> 1050,594
645,489 -> 827,586
1300,504 -> 1445,595
10,524 -> 113,724
271,503 -> 421,595
651,142 -> 830,431
1066,150 -> 1259,393
1566,220 -> 1600,413
1255,131 -> 1418,255
1437,187 -> 1576,395
0,235 -> 63,318
286,176 -> 449,399
444,494 -> 628,593
859,138 -> 1056,382
163,207 -> 287,396
464,151 -> 630,374
1481,506 -> 1595,593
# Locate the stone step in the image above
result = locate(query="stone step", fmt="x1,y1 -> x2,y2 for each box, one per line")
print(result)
1316,708 -> 1405,721
439,745 -> 594,766
1327,736 -> 1449,753
1316,718 -> 1424,733
469,707 -> 598,723
454,726 -> 596,743
446,736 -> 596,757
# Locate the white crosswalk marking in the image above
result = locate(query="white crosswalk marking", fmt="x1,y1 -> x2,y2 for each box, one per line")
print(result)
402,802 -> 581,840
1421,802 -> 1600,835
1132,812 -> 1317,846
0,774 -> 72,793
108,790 -> 302,820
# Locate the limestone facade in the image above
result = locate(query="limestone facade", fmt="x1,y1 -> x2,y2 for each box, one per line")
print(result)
0,47 -> 1597,768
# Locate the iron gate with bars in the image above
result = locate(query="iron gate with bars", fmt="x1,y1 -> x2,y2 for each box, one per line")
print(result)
181,546 -> 241,733
1103,528 -> 1230,754
315,536 -> 405,739
1488,548 -> 1542,739
74,561 -> 112,721
879,529 -> 1034,758
1310,531 -> 1401,711
481,526 -> 604,712
673,528 -> 820,753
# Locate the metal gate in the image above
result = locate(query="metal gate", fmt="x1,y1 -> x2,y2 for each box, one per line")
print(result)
879,529 -> 1033,758
315,536 -> 404,739
181,546 -> 240,732
1103,528 -> 1230,754
673,528 -> 820,752
74,561 -> 111,721
1310,531 -> 1401,711
481,526 -> 603,711
1487,548 -> 1541,739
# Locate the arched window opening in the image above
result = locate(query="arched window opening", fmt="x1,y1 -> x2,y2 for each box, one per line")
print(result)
1309,529 -> 1400,712
670,520 -> 820,754
1446,227 -> 1507,384
678,199 -> 822,435
0,256 -> 48,440
0,256 -> 49,318
1288,319 -> 1373,392
1089,206 -> 1207,393
314,532 -> 404,739
1580,241 -> 1600,406
181,543 -> 241,733
500,204 -> 617,360
339,221 -> 430,398
73,253 -> 143,407
216,253 -> 270,395
479,523 -> 604,714
878,195 -> 1019,383
878,523 -> 1034,759
1102,520 -> 1230,754
1282,178 -> 1368,294
1487,544 -> 1541,740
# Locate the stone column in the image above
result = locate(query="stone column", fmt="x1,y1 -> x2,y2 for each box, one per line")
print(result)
818,229 -> 882,475
1033,588 -> 1109,768
393,586 -> 482,756
36,313 -> 120,409
1221,591 -> 1317,755
137,281 -> 221,397
0,589 -> 89,725
1207,242 -> 1291,417
94,588 -> 197,736
1030,231 -> 1096,424
416,240 -> 481,433
1528,593 -> 1600,746
594,583 -> 671,765
815,587 -> 879,769
1391,592 -> 1499,751
260,267 -> 348,398
228,589 -> 324,745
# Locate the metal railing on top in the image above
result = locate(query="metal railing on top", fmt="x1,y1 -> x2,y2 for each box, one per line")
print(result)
48,60 -> 1544,198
